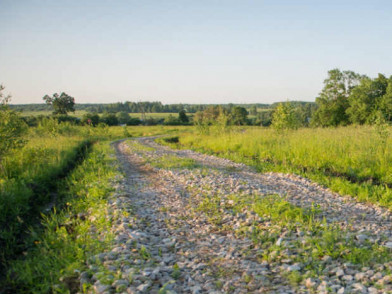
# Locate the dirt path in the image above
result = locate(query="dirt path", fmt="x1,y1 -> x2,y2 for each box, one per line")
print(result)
83,138 -> 392,294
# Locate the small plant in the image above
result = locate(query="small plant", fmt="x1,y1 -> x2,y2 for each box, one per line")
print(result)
139,245 -> 151,260
171,263 -> 181,280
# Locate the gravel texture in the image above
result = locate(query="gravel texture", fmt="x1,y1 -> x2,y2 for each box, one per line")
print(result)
81,137 -> 392,294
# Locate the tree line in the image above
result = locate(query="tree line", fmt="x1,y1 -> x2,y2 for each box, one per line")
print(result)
312,69 -> 392,127
10,101 -> 270,114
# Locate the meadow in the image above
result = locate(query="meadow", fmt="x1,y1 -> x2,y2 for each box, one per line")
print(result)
165,125 -> 392,208
3,120 -> 392,292
0,120 -> 189,292
18,110 -> 179,120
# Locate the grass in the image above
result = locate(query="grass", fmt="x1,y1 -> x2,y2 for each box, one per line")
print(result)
195,190 -> 392,284
0,121 -> 187,291
149,155 -> 197,169
168,125 -> 392,208
3,141 -> 119,293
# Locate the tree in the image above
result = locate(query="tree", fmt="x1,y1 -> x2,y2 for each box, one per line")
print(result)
81,112 -> 100,126
379,77 -> 392,122
43,92 -> 75,115
178,110 -> 189,124
100,113 -> 118,126
271,102 -> 300,131
0,85 -> 28,163
311,69 -> 363,127
116,111 -> 131,125
231,106 -> 248,125
346,74 -> 389,124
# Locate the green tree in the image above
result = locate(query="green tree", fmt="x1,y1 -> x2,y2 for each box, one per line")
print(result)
347,74 -> 389,124
231,106 -> 248,125
116,111 -> 131,125
178,110 -> 189,124
271,102 -> 300,131
312,69 -> 363,127
43,92 -> 75,115
81,112 -> 100,126
100,113 -> 118,126
379,77 -> 392,122
0,85 -> 28,163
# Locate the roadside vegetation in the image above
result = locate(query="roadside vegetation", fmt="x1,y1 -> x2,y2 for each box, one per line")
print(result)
0,86 -> 188,292
163,125 -> 392,208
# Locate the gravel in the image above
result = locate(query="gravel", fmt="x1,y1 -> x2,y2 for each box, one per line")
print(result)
80,137 -> 392,293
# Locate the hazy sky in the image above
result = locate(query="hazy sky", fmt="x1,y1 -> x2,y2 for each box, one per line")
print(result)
1,0 -> 391,104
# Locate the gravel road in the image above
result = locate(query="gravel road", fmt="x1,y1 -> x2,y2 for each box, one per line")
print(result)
81,137 -> 392,294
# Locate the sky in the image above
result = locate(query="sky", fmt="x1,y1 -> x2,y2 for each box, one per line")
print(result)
1,0 -> 392,105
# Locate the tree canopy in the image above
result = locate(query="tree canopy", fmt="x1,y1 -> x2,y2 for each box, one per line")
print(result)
43,92 -> 75,115
311,69 -> 364,127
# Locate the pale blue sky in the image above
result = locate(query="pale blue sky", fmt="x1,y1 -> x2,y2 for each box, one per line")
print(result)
1,0 -> 391,104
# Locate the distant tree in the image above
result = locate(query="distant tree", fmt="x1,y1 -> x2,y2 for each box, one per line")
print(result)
178,110 -> 189,124
82,112 -> 100,126
249,105 -> 258,116
231,106 -> 248,125
0,85 -> 28,163
100,113 -> 118,126
43,92 -> 75,115
271,102 -> 300,131
379,77 -> 392,122
311,69 -> 363,127
116,111 -> 131,125
347,74 -> 389,124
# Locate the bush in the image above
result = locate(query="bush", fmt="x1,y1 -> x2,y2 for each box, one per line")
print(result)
100,113 -> 118,126
81,113 -> 100,126
0,85 -> 28,163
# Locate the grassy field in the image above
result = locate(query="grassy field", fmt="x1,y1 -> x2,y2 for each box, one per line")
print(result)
165,125 -> 392,208
19,110 -> 88,118
18,110 -> 182,120
0,122 -> 189,291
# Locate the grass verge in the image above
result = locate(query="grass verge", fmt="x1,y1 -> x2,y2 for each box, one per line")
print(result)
3,141 -> 119,293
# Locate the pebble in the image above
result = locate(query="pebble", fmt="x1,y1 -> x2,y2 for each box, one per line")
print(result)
81,138 -> 392,294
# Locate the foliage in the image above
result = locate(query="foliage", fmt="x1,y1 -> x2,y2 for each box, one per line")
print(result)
81,112 -> 100,126
175,126 -> 392,208
271,102 -> 300,131
116,111 -> 131,125
100,112 -> 118,126
347,74 -> 390,124
231,106 -> 248,125
0,85 -> 28,163
312,69 -> 363,127
178,110 -> 189,124
43,92 -> 75,115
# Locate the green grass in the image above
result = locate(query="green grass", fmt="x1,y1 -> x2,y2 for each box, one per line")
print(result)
4,141 -> 119,293
196,190 -> 391,283
0,121 -> 187,290
19,110 -> 88,118
149,155 -> 197,169
170,126 -> 392,208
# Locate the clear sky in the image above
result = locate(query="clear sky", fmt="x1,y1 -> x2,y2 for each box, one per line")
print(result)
1,0 -> 391,104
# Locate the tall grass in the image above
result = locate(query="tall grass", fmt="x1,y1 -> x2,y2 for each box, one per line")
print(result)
173,126 -> 392,207
0,122 -> 189,271
4,142 -> 119,293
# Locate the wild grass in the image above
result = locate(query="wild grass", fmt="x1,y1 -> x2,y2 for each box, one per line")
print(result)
0,122 -> 186,281
172,126 -> 392,208
149,155 -> 197,170
196,190 -> 391,282
4,142 -> 119,293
